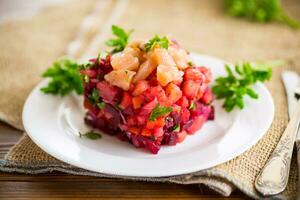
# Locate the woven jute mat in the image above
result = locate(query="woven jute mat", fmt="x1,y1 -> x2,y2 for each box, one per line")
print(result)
0,0 -> 300,199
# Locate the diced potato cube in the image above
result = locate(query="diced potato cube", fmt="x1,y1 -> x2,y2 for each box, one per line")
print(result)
157,64 -> 183,86
123,47 -> 144,63
132,57 -> 157,83
169,47 -> 189,70
111,52 -> 139,71
153,48 -> 176,66
104,69 -> 136,91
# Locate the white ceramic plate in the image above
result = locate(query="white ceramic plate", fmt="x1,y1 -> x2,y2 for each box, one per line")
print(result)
23,54 -> 274,177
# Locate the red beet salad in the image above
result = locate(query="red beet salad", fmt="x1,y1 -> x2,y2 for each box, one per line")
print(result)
80,37 -> 214,154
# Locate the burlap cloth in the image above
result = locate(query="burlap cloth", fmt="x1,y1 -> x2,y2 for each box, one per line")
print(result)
0,0 -> 300,199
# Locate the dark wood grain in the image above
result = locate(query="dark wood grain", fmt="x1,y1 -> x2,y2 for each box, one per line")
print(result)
0,122 -> 251,199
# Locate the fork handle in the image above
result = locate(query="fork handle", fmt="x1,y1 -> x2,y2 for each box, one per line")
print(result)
255,101 -> 300,196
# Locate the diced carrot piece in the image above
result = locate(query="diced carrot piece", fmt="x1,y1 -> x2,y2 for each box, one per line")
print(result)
165,83 -> 182,104
132,95 -> 144,109
146,117 -> 165,129
120,92 -> 132,109
128,127 -> 141,135
141,129 -> 152,136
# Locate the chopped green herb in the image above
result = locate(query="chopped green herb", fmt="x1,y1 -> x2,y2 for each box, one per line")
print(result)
173,124 -> 180,132
149,103 -> 173,121
79,131 -> 102,140
145,35 -> 170,52
224,0 -> 299,29
98,51 -> 108,60
212,61 -> 275,112
189,101 -> 196,110
187,61 -> 193,66
105,25 -> 134,54
88,88 -> 99,104
114,103 -> 122,111
97,102 -> 106,109
83,74 -> 90,83
40,58 -> 83,96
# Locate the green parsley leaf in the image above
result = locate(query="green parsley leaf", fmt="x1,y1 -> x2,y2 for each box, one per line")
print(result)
98,51 -> 108,61
114,103 -> 122,111
187,61 -> 193,66
40,58 -> 83,96
83,74 -> 90,83
145,35 -> 170,52
189,101 -> 196,110
149,103 -> 173,121
88,88 -> 99,104
224,0 -> 299,29
173,124 -> 180,132
79,131 -> 102,140
212,61 -> 275,112
105,25 -> 134,54
97,102 -> 106,109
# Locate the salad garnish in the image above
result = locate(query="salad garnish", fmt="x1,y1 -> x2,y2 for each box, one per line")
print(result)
149,103 -> 173,121
212,62 -> 276,112
40,59 -> 83,96
145,35 -> 170,52
79,131 -> 102,140
225,0 -> 299,29
105,25 -> 134,54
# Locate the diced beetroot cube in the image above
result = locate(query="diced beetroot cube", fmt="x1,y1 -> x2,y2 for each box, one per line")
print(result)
177,130 -> 187,143
184,67 -> 204,82
136,115 -> 147,126
153,127 -> 164,137
182,80 -> 200,99
146,139 -> 160,154
162,132 -> 177,146
145,86 -> 167,102
96,81 -> 120,104
208,106 -> 215,120
176,96 -> 189,108
201,88 -> 213,104
132,80 -> 150,96
198,66 -> 212,83
80,69 -> 97,78
186,116 -> 206,134
139,98 -> 158,116
180,108 -> 190,124
190,102 -> 212,118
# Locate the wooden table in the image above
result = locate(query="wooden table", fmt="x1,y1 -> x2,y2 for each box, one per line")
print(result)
0,122 -> 250,199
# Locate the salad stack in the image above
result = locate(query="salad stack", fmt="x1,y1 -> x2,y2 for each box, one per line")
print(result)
80,35 -> 214,154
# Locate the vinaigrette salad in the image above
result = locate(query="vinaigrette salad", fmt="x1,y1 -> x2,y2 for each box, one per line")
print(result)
80,34 -> 214,154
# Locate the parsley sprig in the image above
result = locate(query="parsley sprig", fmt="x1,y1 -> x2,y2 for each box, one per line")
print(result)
145,35 -> 170,52
149,103 -> 173,121
212,62 -> 274,112
79,130 -> 102,140
40,59 -> 83,96
225,0 -> 299,29
105,25 -> 134,54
